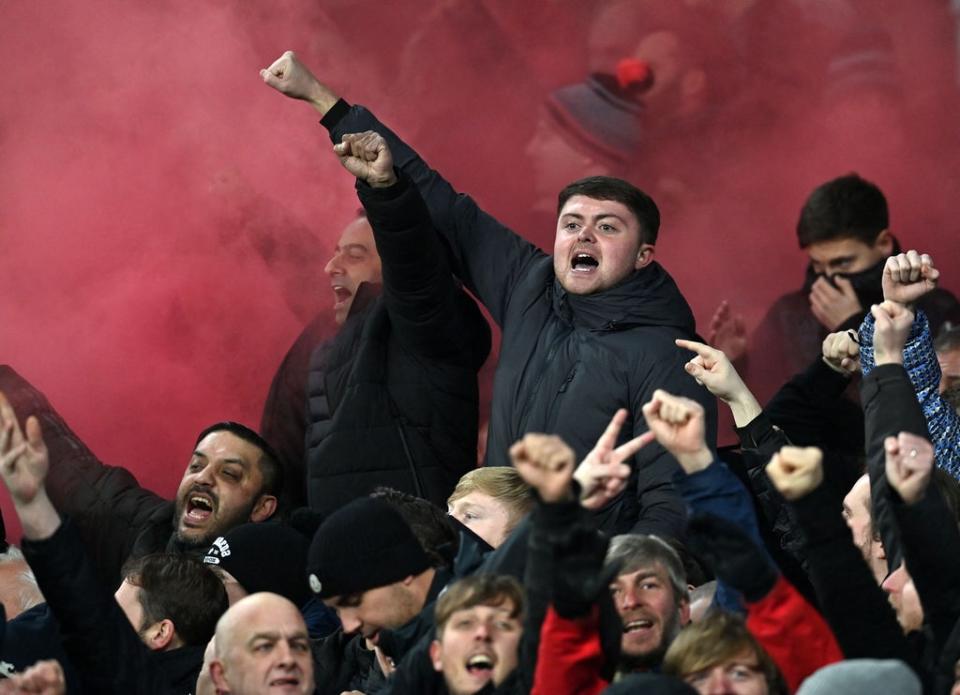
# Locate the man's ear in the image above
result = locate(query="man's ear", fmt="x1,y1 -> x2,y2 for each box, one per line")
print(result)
875,229 -> 894,256
210,660 -> 230,692
250,494 -> 277,522
144,618 -> 178,651
679,597 -> 692,627
429,640 -> 443,672
635,244 -> 656,270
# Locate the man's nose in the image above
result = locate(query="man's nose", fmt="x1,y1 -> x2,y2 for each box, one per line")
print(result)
704,668 -> 731,694
324,254 -> 343,276
339,609 -> 361,634
577,226 -> 596,242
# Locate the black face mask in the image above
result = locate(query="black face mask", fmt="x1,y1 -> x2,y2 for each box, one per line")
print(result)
802,254 -> 889,309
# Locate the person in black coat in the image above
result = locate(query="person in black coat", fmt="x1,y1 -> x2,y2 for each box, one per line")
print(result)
261,51 -> 716,538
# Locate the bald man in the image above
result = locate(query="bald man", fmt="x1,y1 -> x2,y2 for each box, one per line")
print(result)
209,593 -> 314,695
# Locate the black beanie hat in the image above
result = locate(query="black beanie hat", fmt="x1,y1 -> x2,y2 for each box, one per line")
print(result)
307,496 -> 430,600
203,523 -> 311,608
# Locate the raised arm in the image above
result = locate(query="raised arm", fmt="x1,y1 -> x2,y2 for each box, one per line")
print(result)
0,394 -> 161,693
260,50 -> 544,325
334,131 -> 490,364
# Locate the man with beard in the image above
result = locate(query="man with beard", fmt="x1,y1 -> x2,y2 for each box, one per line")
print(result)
715,173 -> 960,405
0,381 -> 281,589
606,534 -> 690,671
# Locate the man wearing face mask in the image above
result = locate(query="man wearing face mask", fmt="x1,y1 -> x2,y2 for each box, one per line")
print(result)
737,173 -> 960,406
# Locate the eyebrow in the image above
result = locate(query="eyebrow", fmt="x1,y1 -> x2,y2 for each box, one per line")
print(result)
191,451 -> 249,467
560,212 -> 627,224
827,255 -> 856,267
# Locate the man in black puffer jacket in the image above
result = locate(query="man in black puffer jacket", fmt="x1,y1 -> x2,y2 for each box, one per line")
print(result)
263,52 -> 715,537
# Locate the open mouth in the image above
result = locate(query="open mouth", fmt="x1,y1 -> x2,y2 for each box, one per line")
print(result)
332,285 -> 352,307
623,618 -> 654,634
268,675 -> 302,689
465,654 -> 495,676
571,252 -> 599,272
184,493 -> 215,524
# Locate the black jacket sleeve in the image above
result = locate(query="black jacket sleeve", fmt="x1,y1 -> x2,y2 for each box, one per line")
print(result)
786,484 -> 915,666
861,363 -> 932,571
322,100 -> 544,327
20,518 -> 181,694
0,366 -> 167,589
890,484 -> 960,653
356,174 -> 490,367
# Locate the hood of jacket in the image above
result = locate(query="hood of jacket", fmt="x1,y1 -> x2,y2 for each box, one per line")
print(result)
552,261 -> 696,333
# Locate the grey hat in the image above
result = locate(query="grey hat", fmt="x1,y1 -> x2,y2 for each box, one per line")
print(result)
797,659 -> 921,695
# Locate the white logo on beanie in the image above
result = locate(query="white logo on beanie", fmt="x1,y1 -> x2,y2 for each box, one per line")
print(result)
203,536 -> 231,564
309,574 -> 322,594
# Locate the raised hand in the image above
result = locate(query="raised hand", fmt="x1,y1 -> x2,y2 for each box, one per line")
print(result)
260,50 -> 338,114
822,330 -> 861,375
882,250 -> 939,306
641,390 -> 713,473
0,392 -> 49,506
573,409 -> 654,510
510,433 -> 576,504
707,300 -> 747,362
333,131 -> 397,188
765,446 -> 824,501
871,300 -> 915,366
809,275 -> 862,331
884,432 -> 934,505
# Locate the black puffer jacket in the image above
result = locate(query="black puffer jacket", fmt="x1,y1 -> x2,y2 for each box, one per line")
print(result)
304,175 -> 491,517
323,101 -> 716,537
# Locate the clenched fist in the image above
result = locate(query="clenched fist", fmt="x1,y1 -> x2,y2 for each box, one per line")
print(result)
765,446 -> 824,501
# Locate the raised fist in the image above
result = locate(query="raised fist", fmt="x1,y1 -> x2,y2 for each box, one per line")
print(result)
884,432 -> 933,505
872,300 -> 914,366
822,330 -> 860,375
882,250 -> 939,306
333,131 -> 397,188
260,50 -> 327,105
765,446 -> 824,501
641,390 -> 712,473
510,433 -> 576,504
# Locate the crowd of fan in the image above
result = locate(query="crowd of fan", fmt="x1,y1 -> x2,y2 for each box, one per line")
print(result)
0,47 -> 958,695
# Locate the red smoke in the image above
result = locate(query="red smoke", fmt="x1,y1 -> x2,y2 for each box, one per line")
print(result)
0,0 -> 958,539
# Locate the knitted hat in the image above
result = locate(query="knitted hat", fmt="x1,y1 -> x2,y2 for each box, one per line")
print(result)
546,67 -> 648,166
796,660 -> 921,695
602,673 -> 697,694
307,496 -> 430,599
203,523 -> 310,608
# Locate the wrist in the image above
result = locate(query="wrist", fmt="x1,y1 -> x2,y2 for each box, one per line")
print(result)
368,171 -> 398,189
675,447 -> 714,474
728,395 -> 763,428
874,351 -> 904,366
14,489 -> 62,541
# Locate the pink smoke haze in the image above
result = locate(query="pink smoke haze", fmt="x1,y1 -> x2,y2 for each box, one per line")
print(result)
0,0 -> 958,538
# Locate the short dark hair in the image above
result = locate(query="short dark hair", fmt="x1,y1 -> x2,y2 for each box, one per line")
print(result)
371,487 -> 459,569
122,553 -> 228,647
434,574 -> 524,638
935,322 -> 960,354
194,422 -> 283,500
796,173 -> 889,248
557,176 -> 661,245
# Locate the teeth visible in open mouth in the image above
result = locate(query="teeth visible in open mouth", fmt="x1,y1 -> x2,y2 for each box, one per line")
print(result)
333,286 -> 352,302
624,619 -> 653,632
190,496 -> 213,511
466,655 -> 494,672
572,253 -> 599,270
